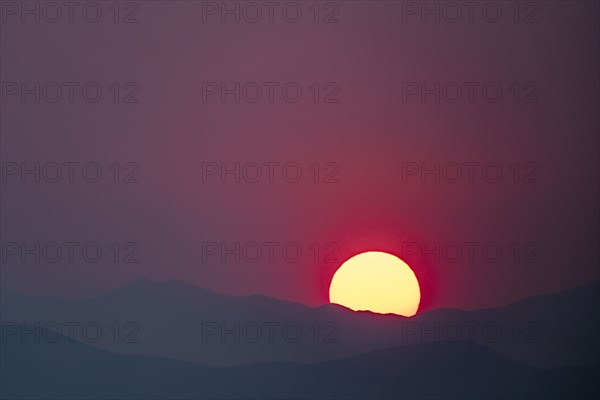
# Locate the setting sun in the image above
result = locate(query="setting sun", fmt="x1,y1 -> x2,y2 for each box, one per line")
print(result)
329,251 -> 420,317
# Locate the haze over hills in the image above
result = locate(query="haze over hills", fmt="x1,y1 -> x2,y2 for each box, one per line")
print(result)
1,279 -> 598,369
1,324 -> 598,399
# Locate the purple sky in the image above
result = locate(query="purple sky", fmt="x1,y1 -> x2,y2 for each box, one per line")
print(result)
1,1 -> 598,311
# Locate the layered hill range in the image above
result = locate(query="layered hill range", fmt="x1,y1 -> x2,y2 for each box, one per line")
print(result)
1,279 -> 598,369
2,280 -> 598,398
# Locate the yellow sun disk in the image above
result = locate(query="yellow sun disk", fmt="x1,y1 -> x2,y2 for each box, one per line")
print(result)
329,252 -> 420,317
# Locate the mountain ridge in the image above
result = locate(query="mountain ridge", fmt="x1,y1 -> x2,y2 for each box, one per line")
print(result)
1,279 -> 597,368
2,323 -> 598,399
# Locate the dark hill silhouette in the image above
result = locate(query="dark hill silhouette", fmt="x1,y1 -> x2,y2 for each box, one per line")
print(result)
1,280 -> 598,368
1,324 -> 598,399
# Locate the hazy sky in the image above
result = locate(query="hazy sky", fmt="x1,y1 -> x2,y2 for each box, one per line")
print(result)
1,1 -> 598,311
